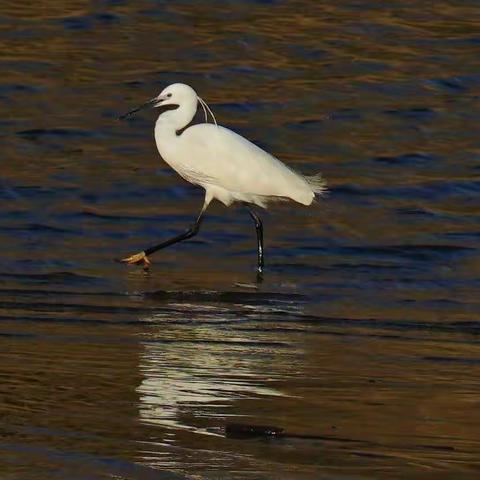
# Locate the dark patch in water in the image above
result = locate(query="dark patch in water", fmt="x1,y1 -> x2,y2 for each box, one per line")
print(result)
297,118 -> 325,126
216,101 -> 274,113
0,84 -> 42,95
428,77 -> 468,92
0,223 -> 79,234
80,210 -> 150,221
423,356 -> 480,366
286,118 -> 328,130
441,231 -> 480,240
383,107 -> 436,120
330,109 -> 362,121
9,185 -> 78,201
0,299 -> 148,315
58,13 -> 120,30
59,16 -> 92,30
374,152 -> 438,164
0,332 -> 37,338
329,184 -> 372,196
0,271 -> 101,284
395,207 -> 437,217
304,244 -> 475,261
17,128 -> 98,139
297,244 -> 476,261
327,262 -> 405,272
94,13 -> 121,23
0,182 -> 22,200
290,46 -> 328,60
331,180 -> 480,199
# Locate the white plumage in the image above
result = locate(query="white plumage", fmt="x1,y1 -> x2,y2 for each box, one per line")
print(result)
119,82 -> 326,274
153,83 -> 325,209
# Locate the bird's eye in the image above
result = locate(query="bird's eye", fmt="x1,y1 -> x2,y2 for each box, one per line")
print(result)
167,93 -> 172,98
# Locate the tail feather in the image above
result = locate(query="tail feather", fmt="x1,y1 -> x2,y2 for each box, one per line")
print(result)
305,173 -> 327,196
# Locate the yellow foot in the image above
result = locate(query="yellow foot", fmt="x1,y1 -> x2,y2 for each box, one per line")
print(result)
120,251 -> 151,269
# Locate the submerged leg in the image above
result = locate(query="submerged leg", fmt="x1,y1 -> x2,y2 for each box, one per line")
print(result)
245,205 -> 264,275
120,198 -> 210,268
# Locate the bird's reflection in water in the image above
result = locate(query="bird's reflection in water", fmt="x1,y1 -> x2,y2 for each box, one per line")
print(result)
135,294 -> 299,435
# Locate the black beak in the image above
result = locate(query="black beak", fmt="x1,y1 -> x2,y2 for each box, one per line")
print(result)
118,97 -> 158,120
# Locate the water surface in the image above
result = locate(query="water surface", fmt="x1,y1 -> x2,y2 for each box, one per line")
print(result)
1,1 -> 480,478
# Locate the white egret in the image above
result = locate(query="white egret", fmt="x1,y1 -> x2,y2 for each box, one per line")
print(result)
119,83 -> 326,275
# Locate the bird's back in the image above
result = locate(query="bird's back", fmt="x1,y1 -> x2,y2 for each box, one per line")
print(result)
171,123 -> 322,207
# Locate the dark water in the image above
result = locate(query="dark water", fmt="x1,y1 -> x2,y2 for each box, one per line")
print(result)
1,1 -> 480,478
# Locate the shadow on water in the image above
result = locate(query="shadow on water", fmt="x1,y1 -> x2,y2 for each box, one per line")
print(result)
1,0 -> 480,478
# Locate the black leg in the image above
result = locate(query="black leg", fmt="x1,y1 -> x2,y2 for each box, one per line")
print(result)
144,208 -> 205,256
246,205 -> 264,275
144,203 -> 206,255
120,201 -> 208,267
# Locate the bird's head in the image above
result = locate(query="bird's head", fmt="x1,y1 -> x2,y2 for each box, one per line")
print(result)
119,83 -> 198,120
154,83 -> 197,107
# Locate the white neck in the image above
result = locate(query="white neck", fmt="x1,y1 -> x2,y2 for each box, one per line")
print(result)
155,97 -> 198,133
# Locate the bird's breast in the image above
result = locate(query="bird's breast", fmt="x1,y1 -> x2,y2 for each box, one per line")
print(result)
154,130 -> 210,186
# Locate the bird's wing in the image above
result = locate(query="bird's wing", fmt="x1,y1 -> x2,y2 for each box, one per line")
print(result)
178,124 -> 312,201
